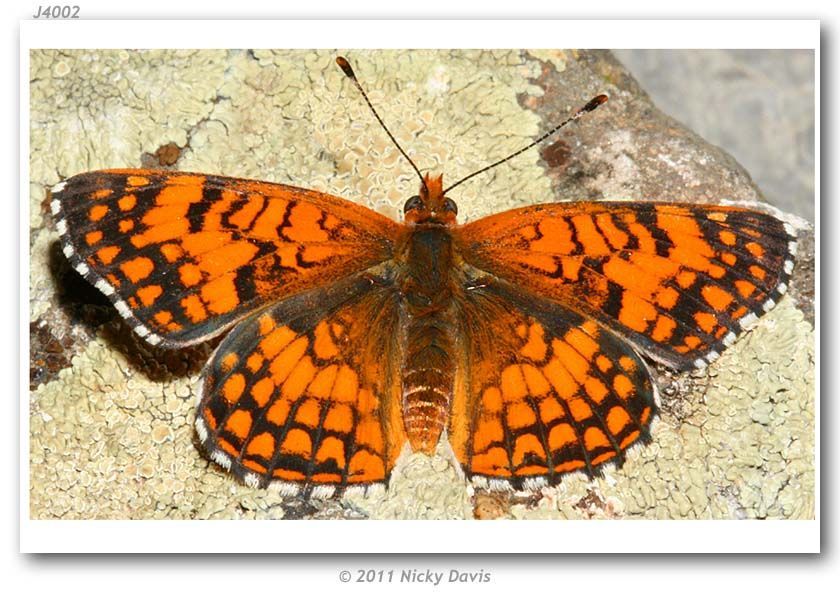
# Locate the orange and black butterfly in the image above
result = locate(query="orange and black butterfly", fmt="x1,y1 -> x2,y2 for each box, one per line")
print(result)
50,57 -> 797,497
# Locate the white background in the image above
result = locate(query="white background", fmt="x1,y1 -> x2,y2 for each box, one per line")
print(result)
6,1 -> 832,598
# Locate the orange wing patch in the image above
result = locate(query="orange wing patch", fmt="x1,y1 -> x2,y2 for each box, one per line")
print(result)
195,275 -> 406,496
51,169 -> 401,348
457,202 -> 796,370
450,280 -> 656,489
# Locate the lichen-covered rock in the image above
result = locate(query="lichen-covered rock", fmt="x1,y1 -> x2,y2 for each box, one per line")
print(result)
29,49 -> 814,520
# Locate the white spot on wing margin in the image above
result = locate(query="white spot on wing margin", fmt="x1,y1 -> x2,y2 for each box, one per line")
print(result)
94,279 -> 115,296
195,416 -> 208,442
784,260 -> 794,274
310,485 -> 336,499
470,475 -> 488,489
269,481 -> 301,496
522,477 -> 548,491
210,450 -> 232,470
488,478 -> 513,492
114,300 -> 131,319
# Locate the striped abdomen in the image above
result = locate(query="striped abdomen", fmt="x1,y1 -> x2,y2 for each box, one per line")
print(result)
399,226 -> 457,453
402,315 -> 456,452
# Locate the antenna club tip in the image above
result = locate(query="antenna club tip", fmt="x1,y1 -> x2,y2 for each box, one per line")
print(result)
583,94 -> 609,112
336,56 -> 356,79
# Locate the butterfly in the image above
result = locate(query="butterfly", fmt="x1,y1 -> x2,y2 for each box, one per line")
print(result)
49,57 -> 797,498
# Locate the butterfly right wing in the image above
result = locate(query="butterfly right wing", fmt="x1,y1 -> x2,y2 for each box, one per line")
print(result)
52,169 -> 401,348
196,273 -> 407,496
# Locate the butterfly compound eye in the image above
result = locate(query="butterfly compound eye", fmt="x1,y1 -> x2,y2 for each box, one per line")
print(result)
404,195 -> 423,213
443,198 -> 458,215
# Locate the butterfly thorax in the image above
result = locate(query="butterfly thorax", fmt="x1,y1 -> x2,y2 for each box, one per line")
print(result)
398,178 -> 459,453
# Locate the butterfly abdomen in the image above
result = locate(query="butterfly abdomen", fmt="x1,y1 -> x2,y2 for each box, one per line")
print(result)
402,317 -> 457,453
399,226 -> 457,453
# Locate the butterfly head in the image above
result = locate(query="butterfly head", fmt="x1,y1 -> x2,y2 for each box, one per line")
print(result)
404,173 -> 458,225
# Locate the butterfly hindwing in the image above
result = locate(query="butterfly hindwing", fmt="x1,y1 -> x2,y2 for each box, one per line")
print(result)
51,169 -> 401,347
456,201 -> 796,370
449,279 -> 656,489
196,273 -> 407,494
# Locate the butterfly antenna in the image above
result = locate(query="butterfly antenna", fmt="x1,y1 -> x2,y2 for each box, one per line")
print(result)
442,94 -> 609,194
336,56 -> 427,194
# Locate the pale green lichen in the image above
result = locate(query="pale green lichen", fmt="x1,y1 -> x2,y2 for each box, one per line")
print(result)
30,49 -> 228,184
352,442 -> 472,520
29,49 -> 814,520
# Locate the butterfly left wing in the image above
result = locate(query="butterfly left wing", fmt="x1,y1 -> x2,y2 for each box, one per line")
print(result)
51,169 -> 400,347
456,201 -> 796,370
196,273 -> 407,495
449,279 -> 656,489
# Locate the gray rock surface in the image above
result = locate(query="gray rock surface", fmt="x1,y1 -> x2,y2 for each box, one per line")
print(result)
614,49 -> 815,222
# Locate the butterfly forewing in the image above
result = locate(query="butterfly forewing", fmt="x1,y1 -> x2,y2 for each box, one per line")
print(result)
456,201 -> 796,370
52,169 -> 401,347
